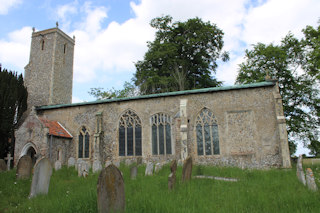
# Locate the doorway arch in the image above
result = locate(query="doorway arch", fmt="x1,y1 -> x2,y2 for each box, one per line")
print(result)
20,142 -> 38,165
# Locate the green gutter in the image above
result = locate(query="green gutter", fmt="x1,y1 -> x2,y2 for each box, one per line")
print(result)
36,81 -> 276,110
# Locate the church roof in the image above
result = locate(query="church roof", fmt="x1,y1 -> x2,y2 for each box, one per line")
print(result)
36,81 -> 276,110
39,118 -> 73,139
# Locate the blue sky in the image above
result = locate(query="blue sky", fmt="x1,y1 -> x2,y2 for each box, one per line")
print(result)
0,0 -> 319,155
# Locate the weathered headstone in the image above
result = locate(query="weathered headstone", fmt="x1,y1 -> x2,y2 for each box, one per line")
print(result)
125,159 -> 131,166
168,172 -> 176,190
0,159 -> 7,172
182,156 -> 192,182
97,164 -> 125,213
93,159 -> 102,173
76,158 -> 83,170
136,157 -> 143,165
306,168 -> 318,191
29,158 -> 53,198
155,163 -> 163,173
55,160 -> 62,171
16,155 -> 32,179
296,155 -> 306,185
145,162 -> 153,176
78,161 -> 90,177
170,159 -> 177,173
130,166 -> 137,179
5,153 -> 13,171
67,157 -> 75,167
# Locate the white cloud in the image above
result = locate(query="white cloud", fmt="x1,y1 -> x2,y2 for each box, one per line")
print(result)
0,0 -> 22,15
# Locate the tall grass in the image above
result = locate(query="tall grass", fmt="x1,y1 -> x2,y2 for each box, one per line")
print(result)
1,164 -> 319,213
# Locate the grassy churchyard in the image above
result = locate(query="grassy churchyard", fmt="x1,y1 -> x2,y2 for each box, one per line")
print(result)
1,163 -> 320,213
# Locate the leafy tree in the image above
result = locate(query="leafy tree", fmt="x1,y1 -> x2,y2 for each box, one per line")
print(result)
0,65 -> 28,158
89,81 -> 137,100
236,24 -> 320,156
134,15 -> 229,94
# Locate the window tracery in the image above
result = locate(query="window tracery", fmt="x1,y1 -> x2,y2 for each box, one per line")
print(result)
151,113 -> 172,155
78,126 -> 90,158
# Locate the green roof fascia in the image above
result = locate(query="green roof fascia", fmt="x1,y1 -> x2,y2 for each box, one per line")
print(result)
36,81 -> 276,110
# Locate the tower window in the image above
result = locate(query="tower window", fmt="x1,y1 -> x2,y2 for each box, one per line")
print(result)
63,43 -> 67,54
41,40 -> 45,50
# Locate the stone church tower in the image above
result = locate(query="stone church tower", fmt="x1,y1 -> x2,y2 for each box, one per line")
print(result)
24,25 -> 75,107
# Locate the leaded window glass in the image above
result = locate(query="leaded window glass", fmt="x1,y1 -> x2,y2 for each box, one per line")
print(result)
119,110 -> 142,156
196,108 -> 220,155
151,113 -> 172,155
78,127 -> 90,158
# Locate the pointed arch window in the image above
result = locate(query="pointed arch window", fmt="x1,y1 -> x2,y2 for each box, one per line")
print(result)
196,108 -> 220,155
78,126 -> 90,158
119,110 -> 142,156
151,113 -> 172,155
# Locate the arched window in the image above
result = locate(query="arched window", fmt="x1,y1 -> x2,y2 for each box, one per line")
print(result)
196,108 -> 220,155
78,127 -> 90,158
119,110 -> 142,156
151,113 -> 172,155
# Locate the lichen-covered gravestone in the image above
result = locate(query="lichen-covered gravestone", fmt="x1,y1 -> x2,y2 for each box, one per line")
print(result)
67,157 -> 75,167
182,156 -> 192,182
296,155 -> 306,185
130,165 -> 137,179
0,159 -> 6,172
306,168 -> 318,191
97,164 -> 125,213
55,160 -> 62,171
168,159 -> 177,190
145,162 -> 154,176
29,158 -> 53,198
16,155 -> 32,179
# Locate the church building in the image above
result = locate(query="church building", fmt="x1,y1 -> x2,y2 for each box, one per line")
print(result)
14,26 -> 291,169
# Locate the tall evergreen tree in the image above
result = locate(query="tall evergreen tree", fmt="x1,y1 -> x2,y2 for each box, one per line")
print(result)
134,15 -> 229,94
0,65 -> 28,158
236,23 -> 320,156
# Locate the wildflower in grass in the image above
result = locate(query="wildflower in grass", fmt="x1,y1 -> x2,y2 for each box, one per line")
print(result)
14,182 -> 17,185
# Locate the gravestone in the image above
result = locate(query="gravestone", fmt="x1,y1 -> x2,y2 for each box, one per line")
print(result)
55,160 -> 62,170
97,164 -> 125,213
68,157 -> 75,167
78,161 -> 90,177
296,155 -> 306,185
136,157 -> 143,165
0,159 -> 6,172
76,158 -> 83,170
154,163 -> 162,173
5,153 -> 13,170
306,168 -> 318,191
16,155 -> 32,179
145,162 -> 153,176
29,158 -> 53,198
182,156 -> 192,182
93,160 -> 102,173
168,159 -> 177,190
130,166 -> 137,179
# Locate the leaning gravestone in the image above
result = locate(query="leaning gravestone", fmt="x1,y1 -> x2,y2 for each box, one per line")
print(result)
306,168 -> 318,191
130,166 -> 137,179
68,157 -> 75,168
145,162 -> 154,176
29,158 -> 53,198
97,164 -> 125,213
0,159 -> 6,172
55,160 -> 62,171
182,156 -> 192,182
296,155 -> 306,185
93,160 -> 102,173
16,155 -> 32,179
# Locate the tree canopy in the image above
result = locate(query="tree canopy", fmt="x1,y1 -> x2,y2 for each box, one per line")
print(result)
134,15 -> 229,95
0,65 -> 28,158
236,23 -> 320,156
89,81 -> 137,100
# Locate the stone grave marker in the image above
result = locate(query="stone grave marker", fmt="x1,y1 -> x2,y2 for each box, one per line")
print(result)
170,159 -> 177,173
130,165 -> 137,179
136,157 -> 143,165
306,168 -> 318,191
29,158 -> 53,198
168,159 -> 177,190
76,158 -> 83,170
55,160 -> 62,171
16,155 -> 32,179
5,153 -> 13,171
78,161 -> 90,177
296,155 -> 306,185
145,162 -> 153,176
97,164 -> 125,213
68,157 -> 75,167
154,163 -> 162,173
182,156 -> 192,182
0,159 -> 6,172
93,159 -> 102,173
